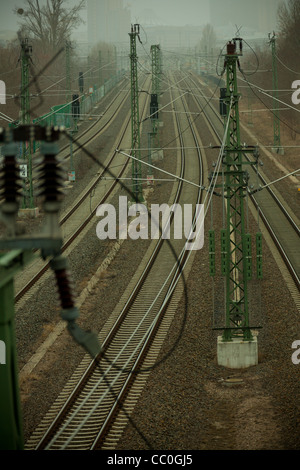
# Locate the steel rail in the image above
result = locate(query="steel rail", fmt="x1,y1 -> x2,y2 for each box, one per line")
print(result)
91,71 -> 204,449
188,71 -> 300,288
15,75 -> 149,304
0,76 -> 130,206
28,70 -> 204,451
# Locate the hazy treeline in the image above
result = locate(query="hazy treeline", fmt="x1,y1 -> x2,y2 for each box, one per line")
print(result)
0,0 -> 117,125
242,0 -> 300,139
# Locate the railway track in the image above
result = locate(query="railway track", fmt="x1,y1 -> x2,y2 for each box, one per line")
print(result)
24,70 -> 206,450
186,71 -> 300,290
0,75 -> 130,206
22,65 -> 299,451
14,74 -> 150,308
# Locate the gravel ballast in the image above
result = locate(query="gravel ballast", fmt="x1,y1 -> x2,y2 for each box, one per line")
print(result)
8,75 -> 300,450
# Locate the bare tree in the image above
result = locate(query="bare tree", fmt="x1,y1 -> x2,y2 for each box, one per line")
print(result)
277,0 -> 300,56
15,0 -> 85,52
89,42 -> 117,85
198,24 -> 217,55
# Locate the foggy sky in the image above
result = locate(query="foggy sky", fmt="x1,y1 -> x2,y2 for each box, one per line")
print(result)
0,0 -> 86,31
128,0 -> 210,26
0,1 -> 19,30
128,0 -> 282,32
0,0 -> 284,34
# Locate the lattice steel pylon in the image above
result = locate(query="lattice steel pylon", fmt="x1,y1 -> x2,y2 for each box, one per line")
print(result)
269,32 -> 283,154
216,39 -> 259,342
150,44 -> 161,144
129,24 -> 143,203
20,38 -> 33,209
151,44 -> 161,100
98,50 -> 102,88
65,40 -> 72,104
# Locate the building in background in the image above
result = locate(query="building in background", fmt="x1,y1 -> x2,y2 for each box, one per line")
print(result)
86,0 -> 131,46
209,0 -> 281,36
257,0 -> 282,34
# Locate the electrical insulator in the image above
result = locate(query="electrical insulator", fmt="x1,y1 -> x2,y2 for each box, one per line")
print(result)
219,87 -> 227,117
51,256 -> 76,311
239,39 -> 243,54
0,142 -> 21,204
227,41 -> 235,55
22,38 -> 32,56
37,142 -> 64,203
50,254 -> 102,358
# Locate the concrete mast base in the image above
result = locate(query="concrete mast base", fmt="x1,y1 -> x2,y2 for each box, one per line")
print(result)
217,336 -> 258,369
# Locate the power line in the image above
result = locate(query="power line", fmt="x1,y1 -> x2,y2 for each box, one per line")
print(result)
238,73 -> 300,138
238,76 -> 300,114
116,149 -> 204,190
0,111 -> 14,123
275,52 -> 300,75
251,168 -> 300,193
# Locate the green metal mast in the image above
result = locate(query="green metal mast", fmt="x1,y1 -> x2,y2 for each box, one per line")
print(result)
65,40 -> 72,105
99,50 -> 102,88
129,24 -> 143,203
247,87 -> 253,126
269,32 -> 282,154
0,137 -> 36,449
150,44 -> 161,133
20,38 -> 33,209
0,249 -> 35,449
148,44 -> 161,180
151,45 -> 160,102
217,39 -> 257,342
0,126 -> 102,449
106,48 -> 111,81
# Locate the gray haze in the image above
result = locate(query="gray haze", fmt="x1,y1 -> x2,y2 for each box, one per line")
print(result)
0,0 -> 283,30
0,0 -> 285,46
128,0 -> 210,26
0,0 -> 20,30
0,0 -> 88,32
129,0 -> 282,34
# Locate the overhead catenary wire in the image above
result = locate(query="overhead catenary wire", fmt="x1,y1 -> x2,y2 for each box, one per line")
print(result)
275,52 -> 300,75
109,44 -> 300,195
0,42 -> 219,450
138,56 -> 220,102
240,38 -> 260,76
240,107 -> 290,112
101,69 -> 223,183
35,67 -> 130,122
238,75 -> 300,114
46,94 -> 234,451
122,145 -> 216,151
238,72 -> 300,138
138,40 -> 222,108
116,149 -> 205,190
251,168 -> 300,193
30,55 -> 119,99
0,111 -> 14,123
11,33 -> 298,448
137,59 -> 223,151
